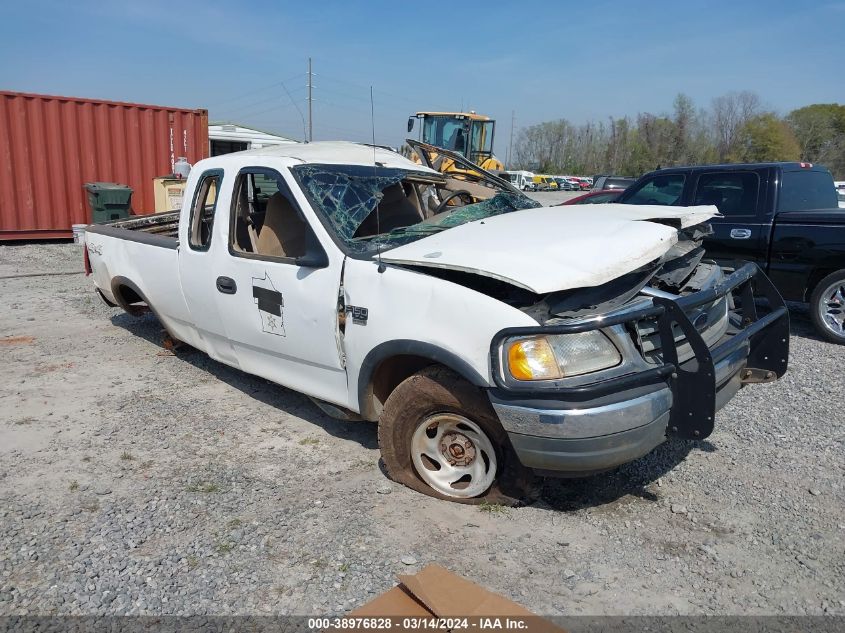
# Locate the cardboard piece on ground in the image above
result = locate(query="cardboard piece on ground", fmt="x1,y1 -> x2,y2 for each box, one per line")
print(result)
349,564 -> 565,631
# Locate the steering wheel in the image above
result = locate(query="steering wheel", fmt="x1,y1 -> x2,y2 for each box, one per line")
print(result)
434,190 -> 473,215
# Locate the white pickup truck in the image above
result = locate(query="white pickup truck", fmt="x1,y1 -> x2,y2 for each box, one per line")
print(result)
84,140 -> 790,504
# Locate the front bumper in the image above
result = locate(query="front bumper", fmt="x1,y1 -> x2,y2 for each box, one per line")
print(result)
488,263 -> 789,475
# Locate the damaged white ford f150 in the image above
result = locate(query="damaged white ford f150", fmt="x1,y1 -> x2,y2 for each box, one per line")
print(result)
84,140 -> 789,504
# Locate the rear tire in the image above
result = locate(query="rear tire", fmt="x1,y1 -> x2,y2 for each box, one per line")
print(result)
378,366 -> 540,505
810,270 -> 845,344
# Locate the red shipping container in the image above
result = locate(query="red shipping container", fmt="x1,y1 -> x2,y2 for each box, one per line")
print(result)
0,90 -> 209,240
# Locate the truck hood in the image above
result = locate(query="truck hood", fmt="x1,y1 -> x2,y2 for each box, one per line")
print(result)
379,204 -> 718,294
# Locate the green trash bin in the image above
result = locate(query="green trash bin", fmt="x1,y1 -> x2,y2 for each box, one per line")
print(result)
84,182 -> 133,224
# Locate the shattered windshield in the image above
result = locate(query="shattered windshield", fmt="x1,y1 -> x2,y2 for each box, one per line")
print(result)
291,164 -> 540,256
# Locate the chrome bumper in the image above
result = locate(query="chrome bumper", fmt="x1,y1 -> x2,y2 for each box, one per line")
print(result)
488,262 -> 788,475
491,339 -> 748,441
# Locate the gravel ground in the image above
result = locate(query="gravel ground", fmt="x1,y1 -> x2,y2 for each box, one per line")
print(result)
0,242 -> 843,617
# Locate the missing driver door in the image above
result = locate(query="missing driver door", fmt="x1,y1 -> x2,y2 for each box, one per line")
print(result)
214,167 -> 348,406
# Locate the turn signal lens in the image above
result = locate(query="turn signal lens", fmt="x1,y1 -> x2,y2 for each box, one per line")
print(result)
507,337 -> 561,381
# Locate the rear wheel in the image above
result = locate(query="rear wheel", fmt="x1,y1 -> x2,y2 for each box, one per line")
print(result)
810,270 -> 845,344
378,366 -> 540,505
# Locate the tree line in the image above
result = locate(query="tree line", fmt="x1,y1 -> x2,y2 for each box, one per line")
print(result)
511,92 -> 845,179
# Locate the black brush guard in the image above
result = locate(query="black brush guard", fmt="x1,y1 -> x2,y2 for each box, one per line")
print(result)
490,262 -> 790,440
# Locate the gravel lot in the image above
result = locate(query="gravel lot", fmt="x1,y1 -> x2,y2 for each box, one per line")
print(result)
0,242 -> 843,617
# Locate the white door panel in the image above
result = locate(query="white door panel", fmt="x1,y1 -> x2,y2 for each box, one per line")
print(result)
216,257 -> 347,405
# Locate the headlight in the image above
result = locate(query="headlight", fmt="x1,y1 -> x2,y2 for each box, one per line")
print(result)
505,331 -> 622,381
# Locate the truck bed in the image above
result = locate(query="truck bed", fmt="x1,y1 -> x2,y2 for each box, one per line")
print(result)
85,211 -> 179,247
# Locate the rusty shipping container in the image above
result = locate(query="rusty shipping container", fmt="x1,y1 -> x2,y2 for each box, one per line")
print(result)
0,91 -> 209,240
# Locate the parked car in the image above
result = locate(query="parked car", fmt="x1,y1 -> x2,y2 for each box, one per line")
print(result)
593,176 -> 637,191
84,141 -> 788,503
563,177 -> 582,191
617,162 -> 845,343
559,190 -> 624,205
552,177 -> 571,191
532,175 -> 557,191
836,181 -> 845,208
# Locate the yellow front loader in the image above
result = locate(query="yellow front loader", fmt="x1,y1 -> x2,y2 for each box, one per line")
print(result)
407,111 -> 505,176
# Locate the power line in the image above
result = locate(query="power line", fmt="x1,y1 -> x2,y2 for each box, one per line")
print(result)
214,86 -> 305,119
205,73 -> 305,109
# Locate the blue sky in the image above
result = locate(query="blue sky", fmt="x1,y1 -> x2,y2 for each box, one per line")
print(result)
2,0 -> 843,150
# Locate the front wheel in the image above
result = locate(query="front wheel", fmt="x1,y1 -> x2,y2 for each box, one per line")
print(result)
378,366 -> 540,505
810,270 -> 845,344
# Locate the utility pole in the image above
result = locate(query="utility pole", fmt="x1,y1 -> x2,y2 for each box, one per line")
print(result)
307,57 -> 313,142
507,110 -> 515,167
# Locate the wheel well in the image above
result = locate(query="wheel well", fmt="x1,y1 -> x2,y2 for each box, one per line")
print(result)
362,355 -> 438,421
112,280 -> 150,316
805,267 -> 845,302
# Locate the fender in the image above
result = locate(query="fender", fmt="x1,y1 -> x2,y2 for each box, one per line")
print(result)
357,339 -> 490,419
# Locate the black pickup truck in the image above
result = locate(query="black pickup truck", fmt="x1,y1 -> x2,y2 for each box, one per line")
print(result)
617,162 -> 845,344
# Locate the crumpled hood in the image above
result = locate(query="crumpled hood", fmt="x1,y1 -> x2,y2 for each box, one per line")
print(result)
379,204 -> 718,294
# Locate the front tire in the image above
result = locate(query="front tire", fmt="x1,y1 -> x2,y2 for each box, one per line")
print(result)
378,366 -> 539,505
810,270 -> 845,344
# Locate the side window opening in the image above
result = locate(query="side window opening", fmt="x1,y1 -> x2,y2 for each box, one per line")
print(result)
189,171 -> 221,250
693,172 -> 759,217
230,169 -> 311,260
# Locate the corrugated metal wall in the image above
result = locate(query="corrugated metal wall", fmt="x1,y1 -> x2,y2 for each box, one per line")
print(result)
0,91 -> 209,240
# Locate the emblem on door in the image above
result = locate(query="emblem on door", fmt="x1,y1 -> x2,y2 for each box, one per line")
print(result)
252,272 -> 286,337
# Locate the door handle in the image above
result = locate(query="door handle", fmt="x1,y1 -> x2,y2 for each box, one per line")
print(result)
216,276 -> 237,294
730,228 -> 752,240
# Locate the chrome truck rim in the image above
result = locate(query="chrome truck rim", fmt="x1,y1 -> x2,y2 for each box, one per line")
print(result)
410,414 -> 497,498
820,280 -> 845,338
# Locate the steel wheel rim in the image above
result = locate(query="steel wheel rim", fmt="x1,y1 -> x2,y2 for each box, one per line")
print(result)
410,413 -> 497,498
819,280 -> 845,338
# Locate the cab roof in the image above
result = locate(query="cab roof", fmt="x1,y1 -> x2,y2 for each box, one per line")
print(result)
414,111 -> 492,121
205,141 -> 436,173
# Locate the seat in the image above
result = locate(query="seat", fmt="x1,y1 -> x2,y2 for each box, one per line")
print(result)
447,128 -> 466,153
256,192 -> 308,258
353,184 -> 423,237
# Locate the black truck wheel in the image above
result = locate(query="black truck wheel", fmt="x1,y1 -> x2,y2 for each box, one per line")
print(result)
377,366 -> 540,505
810,270 -> 845,344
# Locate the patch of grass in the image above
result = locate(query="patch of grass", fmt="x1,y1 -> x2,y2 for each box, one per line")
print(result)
298,437 -> 320,446
338,562 -> 350,572
227,518 -> 242,529
186,482 -> 220,493
478,501 -> 510,516
69,480 -> 79,492
186,555 -> 199,569
120,451 -> 134,461
81,499 -> 99,512
14,417 -> 36,426
350,458 -> 373,470
214,541 -> 235,554
140,460 -> 155,469
311,558 -> 327,568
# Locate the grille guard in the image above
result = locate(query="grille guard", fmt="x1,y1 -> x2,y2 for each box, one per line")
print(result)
489,262 -> 790,440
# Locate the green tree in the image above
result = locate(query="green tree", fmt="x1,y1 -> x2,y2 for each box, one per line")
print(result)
787,104 -> 845,178
734,113 -> 801,162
